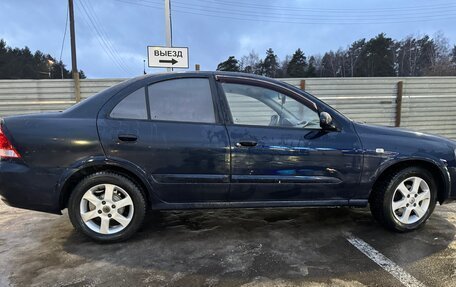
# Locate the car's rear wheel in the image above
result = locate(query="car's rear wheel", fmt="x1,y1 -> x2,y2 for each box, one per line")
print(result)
370,167 -> 437,232
68,172 -> 146,242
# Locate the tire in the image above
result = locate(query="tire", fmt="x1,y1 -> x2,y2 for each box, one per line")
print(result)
370,167 -> 437,232
68,172 -> 146,243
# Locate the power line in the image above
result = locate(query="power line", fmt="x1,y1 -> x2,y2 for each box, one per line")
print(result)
172,11 -> 456,25
82,0 -> 133,72
114,0 -> 162,9
113,0 -> 456,25
177,1 -> 456,19
142,0 -> 456,18
167,0 -> 456,13
79,0 -> 130,73
141,0 -> 456,21
128,0 -> 456,17
59,3 -> 69,62
76,0 -> 131,73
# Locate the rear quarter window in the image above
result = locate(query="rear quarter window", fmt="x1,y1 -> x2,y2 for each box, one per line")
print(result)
110,87 -> 147,120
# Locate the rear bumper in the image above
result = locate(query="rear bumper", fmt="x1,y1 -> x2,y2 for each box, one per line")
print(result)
0,159 -> 62,214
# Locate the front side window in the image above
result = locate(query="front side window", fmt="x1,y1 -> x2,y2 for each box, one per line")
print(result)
222,83 -> 320,129
110,87 -> 147,120
148,78 -> 216,123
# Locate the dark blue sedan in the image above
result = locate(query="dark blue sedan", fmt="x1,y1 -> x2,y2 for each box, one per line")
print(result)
1,72 -> 455,242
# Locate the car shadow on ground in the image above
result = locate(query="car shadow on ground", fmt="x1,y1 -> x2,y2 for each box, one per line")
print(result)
7,207 -> 456,286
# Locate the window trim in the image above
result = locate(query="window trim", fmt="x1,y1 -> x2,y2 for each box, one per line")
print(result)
144,83 -> 152,120
106,76 -> 223,125
217,78 -> 322,130
215,75 -> 318,111
109,87 -> 148,120
146,77 -> 218,124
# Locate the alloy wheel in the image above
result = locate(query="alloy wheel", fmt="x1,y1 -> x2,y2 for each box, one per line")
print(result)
391,176 -> 431,225
79,184 -> 134,234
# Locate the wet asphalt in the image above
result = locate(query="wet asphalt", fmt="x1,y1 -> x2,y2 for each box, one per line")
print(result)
0,201 -> 455,287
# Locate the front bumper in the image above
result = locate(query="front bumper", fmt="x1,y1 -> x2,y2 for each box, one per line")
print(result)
446,166 -> 456,202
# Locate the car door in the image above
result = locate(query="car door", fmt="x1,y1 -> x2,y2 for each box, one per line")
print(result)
98,76 -> 231,204
216,76 -> 363,203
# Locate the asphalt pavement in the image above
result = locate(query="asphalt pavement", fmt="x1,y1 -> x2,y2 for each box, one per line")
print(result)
0,201 -> 455,287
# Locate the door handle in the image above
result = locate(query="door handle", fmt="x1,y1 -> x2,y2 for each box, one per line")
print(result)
118,134 -> 138,142
235,141 -> 257,147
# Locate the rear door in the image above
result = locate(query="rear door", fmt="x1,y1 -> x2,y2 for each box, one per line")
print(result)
216,76 -> 363,203
98,76 -> 231,204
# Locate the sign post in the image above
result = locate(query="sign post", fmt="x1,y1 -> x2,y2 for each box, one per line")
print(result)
147,46 -> 189,69
165,0 -> 172,71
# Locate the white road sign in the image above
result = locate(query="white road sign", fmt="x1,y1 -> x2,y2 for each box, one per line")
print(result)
147,46 -> 189,69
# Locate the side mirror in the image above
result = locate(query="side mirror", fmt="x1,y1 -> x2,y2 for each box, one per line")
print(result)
320,112 -> 336,130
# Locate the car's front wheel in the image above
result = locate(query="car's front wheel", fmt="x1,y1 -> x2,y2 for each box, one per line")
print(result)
68,172 -> 146,242
370,167 -> 437,232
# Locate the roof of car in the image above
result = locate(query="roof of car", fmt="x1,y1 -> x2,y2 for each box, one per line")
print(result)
138,70 -> 276,81
64,71 -> 294,118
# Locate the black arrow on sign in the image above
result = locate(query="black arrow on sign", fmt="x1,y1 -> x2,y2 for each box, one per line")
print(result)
159,58 -> 178,65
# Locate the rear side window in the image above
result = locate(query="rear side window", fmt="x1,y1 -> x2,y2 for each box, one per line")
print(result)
148,78 -> 216,123
110,87 -> 147,120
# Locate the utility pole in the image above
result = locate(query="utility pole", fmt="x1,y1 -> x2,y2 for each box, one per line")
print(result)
68,0 -> 81,102
164,0 -> 172,72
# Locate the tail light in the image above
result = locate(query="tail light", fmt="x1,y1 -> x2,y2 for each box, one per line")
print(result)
0,125 -> 21,158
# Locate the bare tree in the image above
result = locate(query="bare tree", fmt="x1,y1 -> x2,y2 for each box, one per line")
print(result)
239,50 -> 262,74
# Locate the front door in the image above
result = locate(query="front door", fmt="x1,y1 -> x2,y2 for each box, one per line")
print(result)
217,78 -> 363,203
98,76 -> 230,204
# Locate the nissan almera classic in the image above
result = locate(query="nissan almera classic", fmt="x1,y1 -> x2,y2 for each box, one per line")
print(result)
1,72 -> 455,242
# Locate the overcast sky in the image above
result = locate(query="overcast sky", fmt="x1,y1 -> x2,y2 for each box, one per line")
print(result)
1,0 -> 456,78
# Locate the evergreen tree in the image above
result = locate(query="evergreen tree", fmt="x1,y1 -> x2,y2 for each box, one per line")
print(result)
306,56 -> 317,77
0,40 -> 8,79
216,56 -> 240,72
78,70 -> 86,79
262,48 -> 279,77
0,39 -> 85,79
365,33 -> 395,76
276,55 -> 291,78
218,32 -> 456,78
347,39 -> 367,77
320,52 -> 336,77
286,48 -> 307,77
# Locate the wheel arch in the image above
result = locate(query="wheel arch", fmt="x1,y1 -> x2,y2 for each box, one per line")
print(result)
58,160 -> 154,211
369,158 -> 450,204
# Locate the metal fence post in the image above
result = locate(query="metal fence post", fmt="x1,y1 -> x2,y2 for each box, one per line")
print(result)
395,81 -> 403,127
300,79 -> 306,91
